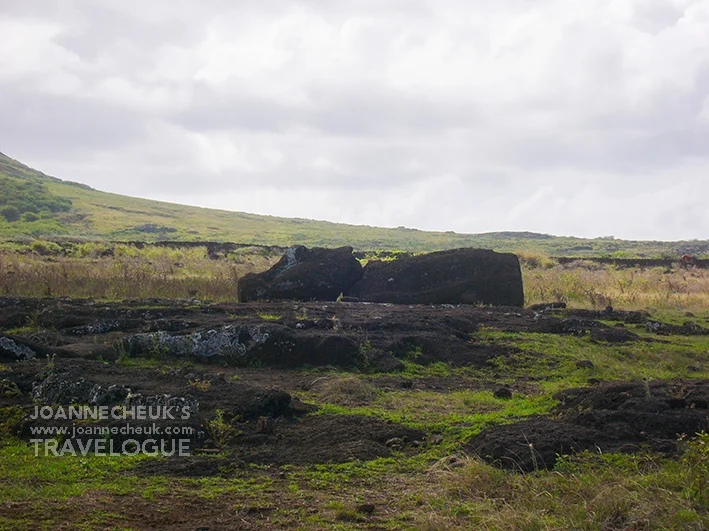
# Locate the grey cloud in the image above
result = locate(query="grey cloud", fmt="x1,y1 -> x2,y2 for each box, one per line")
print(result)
631,0 -> 685,34
54,4 -> 206,61
0,88 -> 147,154
175,82 -> 480,136
2,0 -> 709,239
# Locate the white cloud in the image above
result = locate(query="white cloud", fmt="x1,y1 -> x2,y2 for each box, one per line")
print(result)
2,0 -> 709,240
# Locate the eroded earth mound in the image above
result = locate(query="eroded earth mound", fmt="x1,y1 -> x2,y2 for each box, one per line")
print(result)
467,380 -> 709,471
1,358 -> 424,466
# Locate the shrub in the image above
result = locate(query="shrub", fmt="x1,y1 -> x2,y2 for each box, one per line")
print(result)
516,250 -> 556,269
0,206 -> 21,222
205,409 -> 240,448
0,176 -> 71,216
31,240 -> 63,256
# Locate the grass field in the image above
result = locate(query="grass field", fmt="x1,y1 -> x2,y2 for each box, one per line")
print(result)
3,151 -> 709,256
1,241 -> 708,312
2,312 -> 709,530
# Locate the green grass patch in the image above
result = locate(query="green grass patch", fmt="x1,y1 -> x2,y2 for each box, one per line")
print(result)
0,439 -> 146,502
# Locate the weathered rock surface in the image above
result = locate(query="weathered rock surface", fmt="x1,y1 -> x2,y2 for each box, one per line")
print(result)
0,336 -> 36,361
528,302 -> 567,312
237,245 -> 363,302
646,320 -> 709,336
468,380 -> 709,471
346,248 -> 524,306
565,308 -> 649,324
122,325 -> 363,368
123,325 -> 271,359
246,329 -> 362,369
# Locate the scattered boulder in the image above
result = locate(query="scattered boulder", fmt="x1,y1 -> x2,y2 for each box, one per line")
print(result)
125,392 -> 199,416
92,384 -> 131,406
469,418 -> 610,472
134,456 -> 242,478
533,317 -> 641,342
533,317 -> 604,335
31,370 -> 193,412
346,248 -> 524,306
384,333 -> 510,367
256,416 -> 275,434
528,302 -> 566,312
565,309 -> 649,324
226,388 -> 292,420
0,378 -> 22,398
237,246 -> 363,302
646,320 -> 709,336
69,320 -> 127,336
356,504 -> 376,515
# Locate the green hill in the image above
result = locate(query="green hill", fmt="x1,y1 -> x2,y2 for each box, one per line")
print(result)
0,151 -> 707,256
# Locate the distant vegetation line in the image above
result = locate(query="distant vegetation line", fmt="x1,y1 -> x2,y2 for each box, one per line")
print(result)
1,241 -> 708,311
1,151 -> 708,257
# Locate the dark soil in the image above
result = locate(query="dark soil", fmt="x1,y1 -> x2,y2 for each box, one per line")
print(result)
133,455 -> 242,477
1,296 -> 703,475
467,380 -> 709,471
0,357 -> 425,468
132,412 -> 427,474
134,414 -> 426,472
4,295 -> 708,530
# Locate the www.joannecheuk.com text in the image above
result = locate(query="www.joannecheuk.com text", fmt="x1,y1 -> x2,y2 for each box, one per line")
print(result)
29,405 -> 192,420
30,437 -> 193,457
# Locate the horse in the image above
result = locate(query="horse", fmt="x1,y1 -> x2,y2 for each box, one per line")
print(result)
679,254 -> 698,269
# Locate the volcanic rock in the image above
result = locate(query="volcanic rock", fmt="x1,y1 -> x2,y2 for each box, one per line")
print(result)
346,248 -> 524,306
237,246 -> 363,302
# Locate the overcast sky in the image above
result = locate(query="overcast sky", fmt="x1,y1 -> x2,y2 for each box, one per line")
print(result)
2,0 -> 709,240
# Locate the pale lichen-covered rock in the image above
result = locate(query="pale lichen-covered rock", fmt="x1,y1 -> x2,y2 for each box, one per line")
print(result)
0,336 -> 36,361
123,325 -> 270,359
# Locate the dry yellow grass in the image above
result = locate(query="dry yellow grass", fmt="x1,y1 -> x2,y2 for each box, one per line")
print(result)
0,245 -> 278,301
1,244 -> 708,312
523,262 -> 709,312
314,377 -> 380,406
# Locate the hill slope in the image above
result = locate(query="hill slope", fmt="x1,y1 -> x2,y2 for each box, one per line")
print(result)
1,151 -> 707,256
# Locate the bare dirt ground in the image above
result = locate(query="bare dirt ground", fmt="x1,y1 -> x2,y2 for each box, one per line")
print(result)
2,297 -> 709,529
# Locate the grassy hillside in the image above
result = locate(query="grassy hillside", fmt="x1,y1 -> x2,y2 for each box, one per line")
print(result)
1,151 -> 708,256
